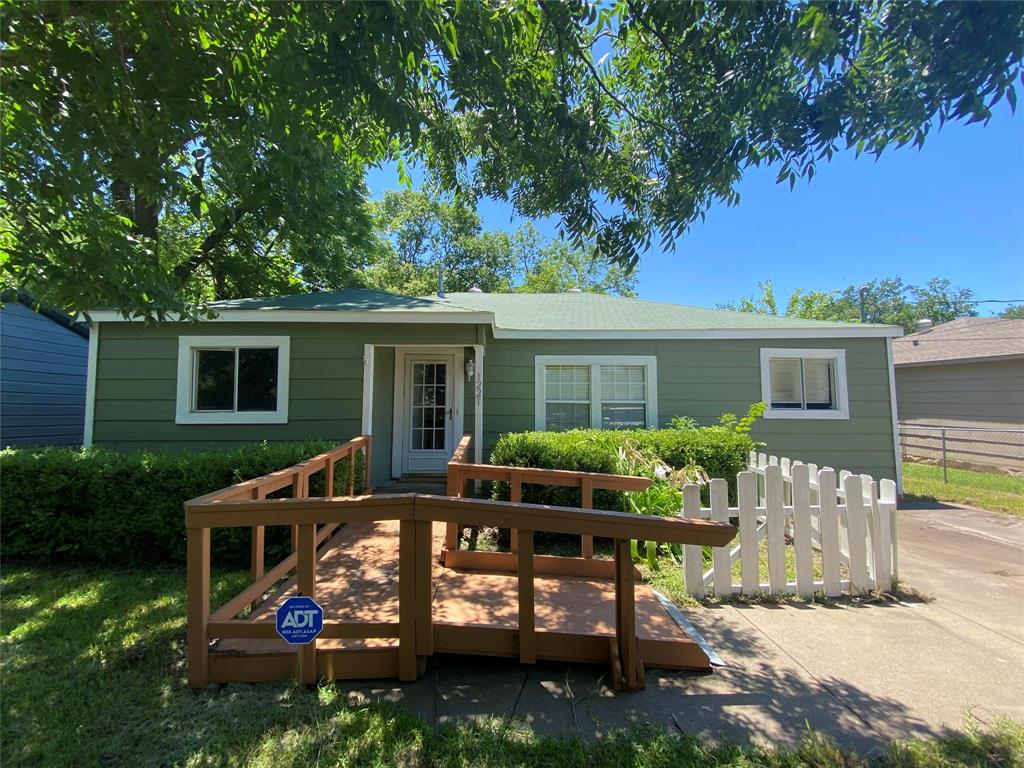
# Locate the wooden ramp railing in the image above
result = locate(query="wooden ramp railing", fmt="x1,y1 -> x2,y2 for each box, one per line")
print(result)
185,434 -> 734,692
445,434 -> 651,563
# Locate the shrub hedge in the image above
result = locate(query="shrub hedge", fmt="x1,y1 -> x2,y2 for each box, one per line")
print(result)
489,427 -> 754,510
0,440 -> 360,566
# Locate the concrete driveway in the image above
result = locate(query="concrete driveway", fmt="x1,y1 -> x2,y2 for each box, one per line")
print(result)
336,503 -> 1023,752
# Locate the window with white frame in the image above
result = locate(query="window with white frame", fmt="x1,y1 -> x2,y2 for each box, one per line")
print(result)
759,348 -> 849,419
176,336 -> 290,424
535,356 -> 657,431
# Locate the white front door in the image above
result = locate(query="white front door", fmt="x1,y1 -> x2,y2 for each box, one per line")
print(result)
401,353 -> 460,473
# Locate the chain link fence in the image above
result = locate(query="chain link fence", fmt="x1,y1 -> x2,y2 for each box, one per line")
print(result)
898,423 -> 1024,476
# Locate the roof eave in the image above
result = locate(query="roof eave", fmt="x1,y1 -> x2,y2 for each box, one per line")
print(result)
491,326 -> 904,339
894,352 -> 1024,367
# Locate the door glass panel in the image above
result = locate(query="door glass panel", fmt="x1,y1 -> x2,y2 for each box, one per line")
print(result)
411,361 -> 447,451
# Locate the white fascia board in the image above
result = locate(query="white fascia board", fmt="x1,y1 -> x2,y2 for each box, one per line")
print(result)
81,309 -> 492,324
492,326 -> 904,340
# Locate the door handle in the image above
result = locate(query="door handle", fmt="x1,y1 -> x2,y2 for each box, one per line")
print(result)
447,407 -> 454,420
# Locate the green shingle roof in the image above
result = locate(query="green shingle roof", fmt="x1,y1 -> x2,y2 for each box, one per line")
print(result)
208,288 -> 473,313
435,291 -> 884,332
203,288 -> 898,336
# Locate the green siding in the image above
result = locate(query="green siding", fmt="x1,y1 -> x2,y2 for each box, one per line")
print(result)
482,337 -> 898,481
92,322 -> 477,457
92,321 -> 897,483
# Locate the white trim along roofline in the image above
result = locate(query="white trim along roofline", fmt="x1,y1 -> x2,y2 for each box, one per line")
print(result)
492,327 -> 902,340
81,308 -> 902,339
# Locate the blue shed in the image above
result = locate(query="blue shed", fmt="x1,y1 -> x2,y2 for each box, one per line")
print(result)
0,292 -> 89,447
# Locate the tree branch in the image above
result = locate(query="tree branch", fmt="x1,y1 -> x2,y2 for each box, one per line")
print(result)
173,204 -> 252,284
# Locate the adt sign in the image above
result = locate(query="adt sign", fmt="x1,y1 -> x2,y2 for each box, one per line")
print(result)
276,596 -> 323,645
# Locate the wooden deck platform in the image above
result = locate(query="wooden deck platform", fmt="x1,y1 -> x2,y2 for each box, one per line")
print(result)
211,519 -> 713,681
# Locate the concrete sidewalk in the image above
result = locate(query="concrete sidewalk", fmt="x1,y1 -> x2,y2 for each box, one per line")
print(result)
335,503 -> 1023,752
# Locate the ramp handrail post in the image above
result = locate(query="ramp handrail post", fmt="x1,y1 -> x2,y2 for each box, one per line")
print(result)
613,537 -> 639,690
444,433 -> 472,551
580,477 -> 594,558
186,525 -> 211,688
296,522 -> 318,685
509,470 -> 522,554
414,519 -> 433,657
398,519 -> 418,681
249,486 -> 266,611
363,436 -> 373,493
518,528 -> 535,663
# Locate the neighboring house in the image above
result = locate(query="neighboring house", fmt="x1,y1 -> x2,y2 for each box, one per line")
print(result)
82,289 -> 903,488
1,292 -> 90,447
893,317 -> 1024,470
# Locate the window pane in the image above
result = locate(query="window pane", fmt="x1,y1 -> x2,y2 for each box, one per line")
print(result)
602,404 -> 646,429
545,403 -> 590,431
195,350 -> 235,411
545,365 -> 590,402
804,358 -> 835,409
600,365 -> 646,428
769,358 -> 802,408
237,348 -> 278,411
600,365 -> 645,403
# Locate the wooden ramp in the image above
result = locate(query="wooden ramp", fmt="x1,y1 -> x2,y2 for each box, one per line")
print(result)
211,519 -> 712,681
186,434 -> 735,690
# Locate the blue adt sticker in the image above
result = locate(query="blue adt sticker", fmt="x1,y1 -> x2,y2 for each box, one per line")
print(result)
276,596 -> 324,645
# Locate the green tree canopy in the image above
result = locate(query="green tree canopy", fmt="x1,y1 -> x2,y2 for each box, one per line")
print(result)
361,189 -> 635,296
721,277 -> 979,330
3,1 -> 1022,316
999,304 -> 1024,319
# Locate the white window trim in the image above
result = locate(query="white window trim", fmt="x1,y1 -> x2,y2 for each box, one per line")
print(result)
534,355 -> 658,431
175,335 -> 290,424
759,347 -> 849,420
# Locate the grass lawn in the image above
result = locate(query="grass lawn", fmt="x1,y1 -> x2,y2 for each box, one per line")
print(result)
2,565 -> 1022,768
902,461 -> 1024,517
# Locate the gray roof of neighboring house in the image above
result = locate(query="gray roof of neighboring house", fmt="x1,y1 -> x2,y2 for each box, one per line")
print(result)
892,317 -> 1024,366
208,288 -> 894,334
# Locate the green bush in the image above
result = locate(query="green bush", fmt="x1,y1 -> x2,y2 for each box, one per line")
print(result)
0,440 -> 362,566
489,427 -> 753,510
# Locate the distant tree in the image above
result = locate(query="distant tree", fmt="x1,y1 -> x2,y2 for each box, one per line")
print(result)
362,191 -> 634,296
1000,304 -> 1024,319
362,190 -> 524,295
517,240 -> 637,296
721,277 -> 978,330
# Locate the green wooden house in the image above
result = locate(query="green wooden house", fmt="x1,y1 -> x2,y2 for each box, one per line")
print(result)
83,289 -> 904,489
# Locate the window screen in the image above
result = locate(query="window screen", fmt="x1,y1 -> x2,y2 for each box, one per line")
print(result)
768,358 -> 803,409
768,356 -> 836,411
544,365 -> 591,431
600,365 -> 647,428
803,358 -> 835,409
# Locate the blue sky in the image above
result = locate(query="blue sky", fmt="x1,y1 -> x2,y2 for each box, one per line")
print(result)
367,104 -> 1024,314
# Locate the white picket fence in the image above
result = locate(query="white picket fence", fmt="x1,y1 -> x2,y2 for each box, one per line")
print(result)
680,451 -> 898,598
